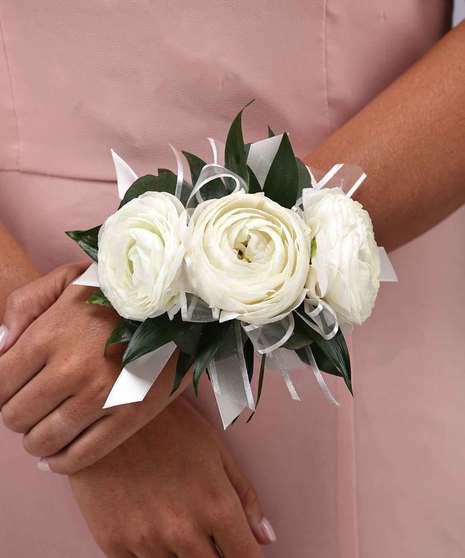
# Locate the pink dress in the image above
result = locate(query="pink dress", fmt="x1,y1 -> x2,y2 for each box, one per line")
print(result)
0,2 -> 462,557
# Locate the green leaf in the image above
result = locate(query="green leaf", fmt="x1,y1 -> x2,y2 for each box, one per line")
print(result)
171,350 -> 195,395
243,338 -> 255,382
224,101 -> 254,181
263,133 -> 299,208
66,225 -> 101,262
293,312 -> 352,393
247,354 -> 266,422
247,165 -> 262,194
119,173 -> 176,207
87,289 -> 112,307
122,314 -> 178,366
175,321 -> 205,355
182,151 -> 206,186
284,311 -> 320,349
192,322 -> 233,395
106,320 -> 139,348
267,126 -> 276,138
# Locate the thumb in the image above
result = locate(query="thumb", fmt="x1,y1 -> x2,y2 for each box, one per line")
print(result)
0,262 -> 87,353
221,447 -> 277,545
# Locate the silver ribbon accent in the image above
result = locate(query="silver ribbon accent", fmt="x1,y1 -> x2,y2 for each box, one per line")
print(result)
169,143 -> 185,200
71,147 -> 397,426
209,321 -> 255,428
187,163 -> 248,206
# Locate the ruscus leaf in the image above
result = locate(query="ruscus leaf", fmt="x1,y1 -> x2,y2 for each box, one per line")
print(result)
224,100 -> 254,181
263,133 -> 299,208
66,225 -> 101,262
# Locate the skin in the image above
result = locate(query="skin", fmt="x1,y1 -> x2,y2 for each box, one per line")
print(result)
305,21 -> 465,250
0,230 -> 272,554
70,397 -> 266,558
1,14 -> 465,557
2,20 -> 465,475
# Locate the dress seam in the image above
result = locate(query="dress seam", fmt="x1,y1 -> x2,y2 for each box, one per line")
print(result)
0,167 -> 115,183
322,0 -> 333,134
0,11 -> 21,170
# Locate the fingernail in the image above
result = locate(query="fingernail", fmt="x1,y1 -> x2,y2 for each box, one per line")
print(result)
259,517 -> 277,543
37,459 -> 51,472
0,325 -> 8,352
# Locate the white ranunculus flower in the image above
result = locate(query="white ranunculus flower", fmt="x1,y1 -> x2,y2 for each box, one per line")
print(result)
185,192 -> 311,325
303,187 -> 380,326
98,191 -> 187,321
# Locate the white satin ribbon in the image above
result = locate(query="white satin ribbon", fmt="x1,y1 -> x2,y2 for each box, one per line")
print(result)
69,148 -> 396,425
379,247 -> 398,282
72,262 -> 99,287
103,342 -> 176,408
111,149 -> 138,200
246,134 -> 283,187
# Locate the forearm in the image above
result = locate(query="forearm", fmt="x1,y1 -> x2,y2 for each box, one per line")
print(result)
305,21 -> 465,251
0,223 -> 40,314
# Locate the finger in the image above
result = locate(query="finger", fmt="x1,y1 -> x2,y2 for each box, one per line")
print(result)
175,535 -> 219,558
103,545 -> 136,558
106,548 -> 135,558
221,448 -> 276,545
1,362 -> 80,434
0,328 -> 47,407
135,548 -> 173,558
0,262 -> 86,353
23,393 -> 107,458
42,410 -> 144,474
211,490 -> 264,558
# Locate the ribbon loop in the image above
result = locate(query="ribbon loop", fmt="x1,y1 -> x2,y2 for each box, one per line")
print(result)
243,313 -> 295,355
298,299 -> 339,341
186,163 -> 248,207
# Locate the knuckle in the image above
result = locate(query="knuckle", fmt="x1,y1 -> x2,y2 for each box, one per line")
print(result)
1,405 -> 27,433
23,431 -> 50,457
96,536 -> 125,557
25,324 -> 49,350
241,484 -> 259,511
163,516 -> 197,548
6,290 -> 25,314
0,377 -> 13,407
134,526 -> 160,550
62,263 -> 87,282
59,446 -> 88,474
23,422 -> 64,458
209,496 -> 238,525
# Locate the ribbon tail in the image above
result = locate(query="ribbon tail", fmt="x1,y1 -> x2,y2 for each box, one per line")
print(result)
280,369 -> 301,401
72,263 -> 100,287
103,342 -> 176,408
304,346 -> 339,406
379,247 -> 398,282
209,322 -> 254,429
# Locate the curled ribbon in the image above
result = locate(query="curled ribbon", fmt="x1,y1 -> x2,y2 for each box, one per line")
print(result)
71,144 -> 397,427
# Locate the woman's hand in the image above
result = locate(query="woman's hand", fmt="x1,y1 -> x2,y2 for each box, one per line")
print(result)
0,264 -> 190,474
70,397 -> 274,557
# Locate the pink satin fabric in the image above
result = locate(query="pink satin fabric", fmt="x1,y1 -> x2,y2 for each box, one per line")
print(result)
1,2 -> 462,557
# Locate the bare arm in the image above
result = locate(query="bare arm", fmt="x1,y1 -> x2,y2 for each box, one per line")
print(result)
0,224 -> 39,313
305,21 -> 465,251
